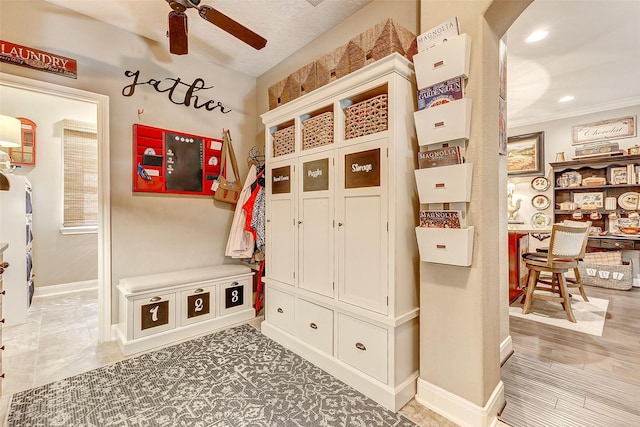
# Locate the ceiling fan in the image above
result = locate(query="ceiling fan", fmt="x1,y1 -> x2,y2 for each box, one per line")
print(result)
165,0 -> 267,55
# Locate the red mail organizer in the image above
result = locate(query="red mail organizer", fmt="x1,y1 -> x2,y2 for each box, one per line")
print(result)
133,124 -> 223,195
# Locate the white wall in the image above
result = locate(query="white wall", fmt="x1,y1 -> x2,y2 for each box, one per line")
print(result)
1,0 -> 258,321
0,86 -> 98,286
508,104 -> 640,229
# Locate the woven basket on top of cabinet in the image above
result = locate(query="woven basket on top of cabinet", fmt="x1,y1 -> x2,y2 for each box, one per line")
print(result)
273,125 -> 295,157
302,112 -> 334,150
344,94 -> 388,139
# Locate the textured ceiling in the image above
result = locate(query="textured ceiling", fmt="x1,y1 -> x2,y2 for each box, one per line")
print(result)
43,1 -> 640,126
44,0 -> 373,77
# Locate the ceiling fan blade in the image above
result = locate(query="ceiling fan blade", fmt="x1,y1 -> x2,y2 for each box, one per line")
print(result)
168,11 -> 189,55
198,5 -> 267,50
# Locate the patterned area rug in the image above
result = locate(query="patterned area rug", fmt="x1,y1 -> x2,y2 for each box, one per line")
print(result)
7,324 -> 415,426
509,295 -> 608,336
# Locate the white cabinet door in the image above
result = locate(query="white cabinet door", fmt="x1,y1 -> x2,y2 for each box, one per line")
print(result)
336,140 -> 388,315
298,152 -> 334,297
266,161 -> 296,286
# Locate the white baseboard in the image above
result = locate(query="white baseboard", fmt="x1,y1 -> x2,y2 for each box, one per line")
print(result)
416,378 -> 504,427
33,279 -> 98,297
500,335 -> 513,365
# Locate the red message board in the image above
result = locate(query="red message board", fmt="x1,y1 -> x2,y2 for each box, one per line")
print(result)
133,124 -> 223,196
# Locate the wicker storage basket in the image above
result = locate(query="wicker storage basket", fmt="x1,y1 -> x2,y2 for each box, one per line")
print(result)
268,78 -> 291,110
288,63 -> 318,100
302,112 -> 334,150
316,44 -> 350,88
345,94 -> 388,139
577,260 -> 633,290
347,19 -> 416,72
273,125 -> 295,157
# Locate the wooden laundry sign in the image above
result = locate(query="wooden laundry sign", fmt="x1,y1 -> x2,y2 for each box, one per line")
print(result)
0,40 -> 77,79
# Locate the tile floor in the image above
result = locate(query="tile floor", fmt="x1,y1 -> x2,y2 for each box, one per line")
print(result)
0,289 -> 502,427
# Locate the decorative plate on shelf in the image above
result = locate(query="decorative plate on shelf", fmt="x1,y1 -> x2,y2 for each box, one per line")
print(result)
531,213 -> 551,229
565,171 -> 582,187
618,192 -> 640,210
531,194 -> 550,210
530,176 -> 550,191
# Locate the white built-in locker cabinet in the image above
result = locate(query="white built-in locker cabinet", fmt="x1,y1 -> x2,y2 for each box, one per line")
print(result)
261,54 -> 419,412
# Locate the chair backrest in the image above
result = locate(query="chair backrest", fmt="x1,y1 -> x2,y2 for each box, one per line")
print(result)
561,220 -> 592,259
547,221 -> 591,265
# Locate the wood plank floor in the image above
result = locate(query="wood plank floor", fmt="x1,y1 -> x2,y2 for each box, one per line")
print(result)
500,286 -> 640,427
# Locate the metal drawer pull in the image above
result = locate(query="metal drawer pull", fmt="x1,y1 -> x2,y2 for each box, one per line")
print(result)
435,183 -> 445,188
309,322 -> 318,329
433,60 -> 444,68
277,307 -> 284,313
194,288 -> 204,294
434,121 -> 445,128
436,244 -> 447,249
355,342 -> 366,351
150,296 -> 161,302
231,281 -> 238,286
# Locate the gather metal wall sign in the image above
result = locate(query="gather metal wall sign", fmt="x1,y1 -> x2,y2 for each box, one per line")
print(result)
0,40 -> 77,79
122,70 -> 232,115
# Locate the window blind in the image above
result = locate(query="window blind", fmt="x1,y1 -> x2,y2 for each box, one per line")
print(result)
63,119 -> 98,228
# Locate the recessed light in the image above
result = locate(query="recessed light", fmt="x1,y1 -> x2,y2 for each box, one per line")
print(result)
559,95 -> 575,103
526,30 -> 549,43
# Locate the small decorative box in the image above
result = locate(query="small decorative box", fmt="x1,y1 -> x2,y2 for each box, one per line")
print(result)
582,176 -> 606,186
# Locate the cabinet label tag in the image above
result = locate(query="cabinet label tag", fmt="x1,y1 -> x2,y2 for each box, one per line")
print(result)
303,158 -> 329,192
345,148 -> 380,189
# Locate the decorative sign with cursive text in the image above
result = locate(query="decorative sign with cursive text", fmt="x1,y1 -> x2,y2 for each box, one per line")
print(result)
122,70 -> 232,115
572,116 -> 636,145
0,40 -> 77,79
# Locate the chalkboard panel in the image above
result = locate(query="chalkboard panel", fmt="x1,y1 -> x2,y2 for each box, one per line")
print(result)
165,132 -> 203,192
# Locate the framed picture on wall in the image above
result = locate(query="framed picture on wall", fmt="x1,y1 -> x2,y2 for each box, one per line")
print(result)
507,131 -> 544,176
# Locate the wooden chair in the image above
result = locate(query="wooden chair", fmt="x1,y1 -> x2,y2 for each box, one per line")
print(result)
521,222 -> 591,323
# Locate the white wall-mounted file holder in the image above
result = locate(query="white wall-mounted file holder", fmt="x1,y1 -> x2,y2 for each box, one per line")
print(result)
414,98 -> 472,146
414,163 -> 473,204
414,34 -> 472,90
415,226 -> 474,266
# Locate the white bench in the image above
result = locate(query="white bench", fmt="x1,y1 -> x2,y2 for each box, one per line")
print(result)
116,264 -> 254,355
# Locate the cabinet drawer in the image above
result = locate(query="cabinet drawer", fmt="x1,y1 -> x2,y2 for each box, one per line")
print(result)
218,276 -> 252,317
598,239 -> 635,250
179,284 -> 216,327
266,287 -> 295,335
133,292 -> 176,339
295,299 -> 333,356
337,314 -> 387,384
